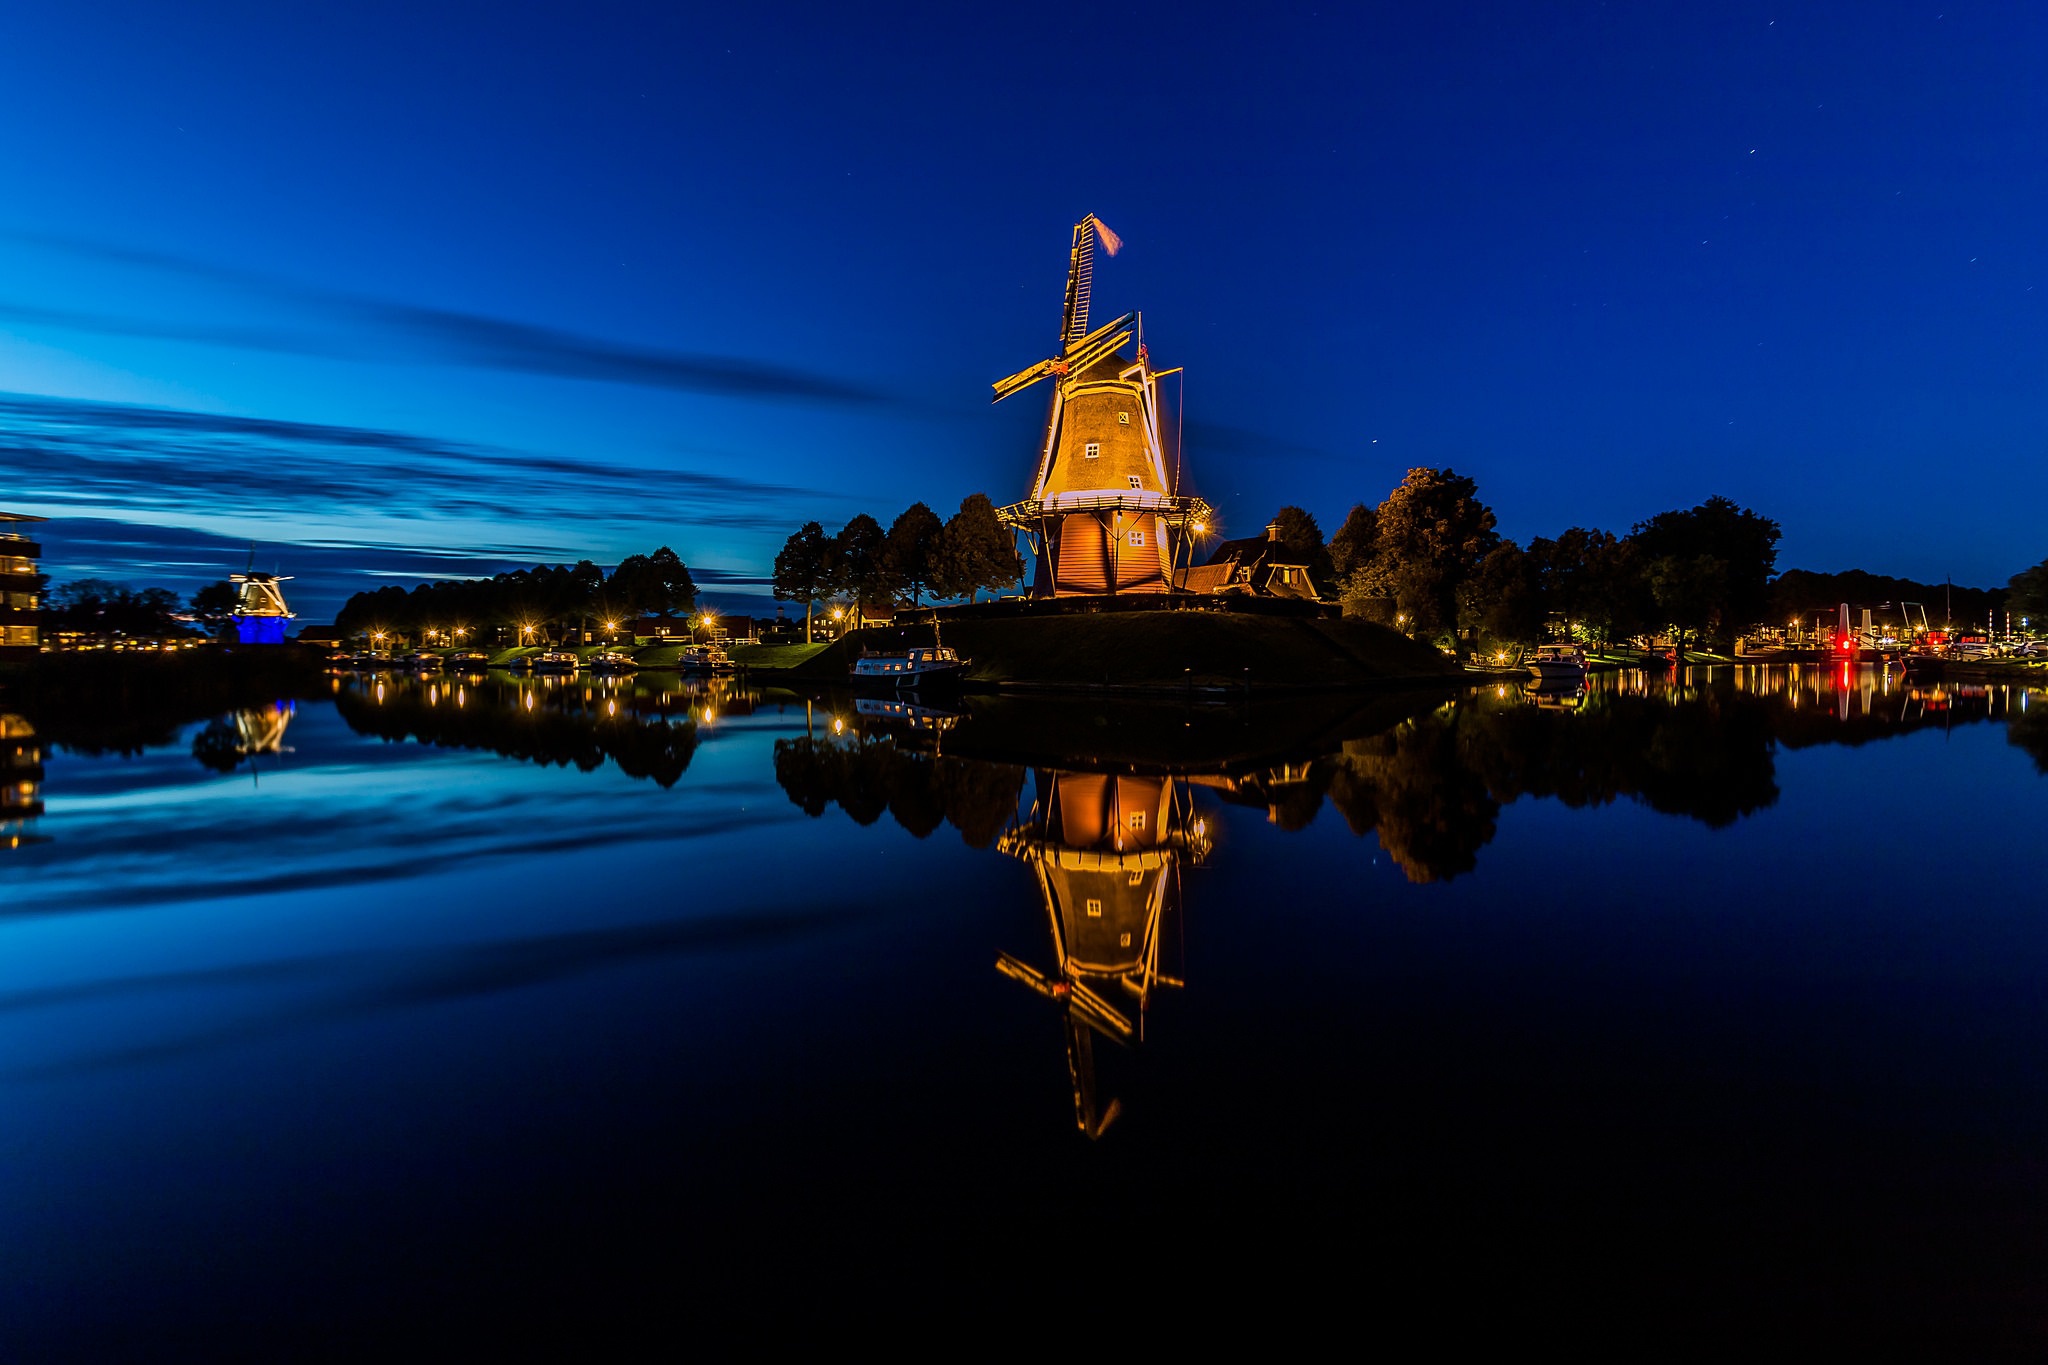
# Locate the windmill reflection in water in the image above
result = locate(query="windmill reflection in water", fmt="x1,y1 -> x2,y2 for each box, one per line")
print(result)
996,769 -> 1211,1140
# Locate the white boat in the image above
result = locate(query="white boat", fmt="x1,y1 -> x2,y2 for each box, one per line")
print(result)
530,651 -> 581,674
1525,643 -> 1588,682
851,644 -> 966,692
587,650 -> 639,674
678,644 -> 735,674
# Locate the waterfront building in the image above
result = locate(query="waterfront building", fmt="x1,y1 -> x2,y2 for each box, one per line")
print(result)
1175,522 -> 1325,602
0,511 -> 44,654
992,216 -> 1212,597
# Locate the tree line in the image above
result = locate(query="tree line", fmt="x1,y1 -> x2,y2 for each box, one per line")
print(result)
771,494 -> 1022,641
1265,467 -> 2047,654
1261,468 -> 1786,654
334,548 -> 698,644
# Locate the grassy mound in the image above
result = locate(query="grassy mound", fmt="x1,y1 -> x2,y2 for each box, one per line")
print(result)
745,612 -> 1456,691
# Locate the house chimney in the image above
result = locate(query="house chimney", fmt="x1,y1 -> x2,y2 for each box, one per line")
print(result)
1266,522 -> 1282,542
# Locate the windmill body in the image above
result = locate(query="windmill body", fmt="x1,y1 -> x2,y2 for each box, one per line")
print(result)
993,215 -> 1211,598
230,571 -> 296,645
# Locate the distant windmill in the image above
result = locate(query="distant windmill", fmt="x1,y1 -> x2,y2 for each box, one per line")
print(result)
229,542 -> 296,645
992,215 -> 1211,596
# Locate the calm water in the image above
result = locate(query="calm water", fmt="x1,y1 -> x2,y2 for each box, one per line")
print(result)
4,666 -> 2047,1350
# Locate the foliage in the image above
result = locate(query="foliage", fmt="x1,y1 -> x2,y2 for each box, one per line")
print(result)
1268,505 -> 1334,585
2012,557 -> 2048,626
932,493 -> 1023,603
45,579 -> 194,641
334,549 -> 699,644
883,502 -> 945,606
772,522 -> 833,642
829,513 -> 888,622
608,547 -> 698,619
1362,467 -> 1500,642
1328,503 -> 1378,582
189,581 -> 240,627
1645,553 -> 1728,651
1460,542 -> 1544,648
1629,496 -> 1780,640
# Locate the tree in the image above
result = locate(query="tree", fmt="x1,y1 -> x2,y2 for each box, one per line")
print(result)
610,547 -> 698,620
2007,558 -> 2048,628
773,522 -> 832,643
1370,467 -> 1500,644
1527,528 -> 1615,641
1268,505 -> 1335,587
46,579 -> 190,642
1629,496 -> 1780,642
190,581 -> 240,632
883,503 -> 945,606
1328,503 -> 1379,583
933,493 -> 1023,603
1646,553 -> 1729,657
1460,542 -> 1544,649
831,514 -> 888,626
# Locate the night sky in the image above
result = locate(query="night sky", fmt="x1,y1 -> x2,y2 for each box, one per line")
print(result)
3,1 -> 2041,618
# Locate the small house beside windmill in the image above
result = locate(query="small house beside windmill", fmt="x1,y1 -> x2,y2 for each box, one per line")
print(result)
992,215 -> 1212,597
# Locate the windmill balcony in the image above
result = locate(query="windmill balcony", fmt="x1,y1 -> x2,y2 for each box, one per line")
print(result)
0,533 -> 40,559
997,491 -> 1214,530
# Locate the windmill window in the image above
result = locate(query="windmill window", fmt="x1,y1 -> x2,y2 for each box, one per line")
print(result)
1127,475 -> 1142,490
1085,898 -> 1103,918
1084,442 -> 1100,460
1127,870 -> 1144,886
1117,411 -> 1130,425
1128,530 -> 1145,547
1119,932 -> 1132,948
1128,811 -> 1146,831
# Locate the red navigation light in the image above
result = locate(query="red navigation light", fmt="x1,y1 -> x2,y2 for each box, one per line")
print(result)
1836,637 -> 1852,652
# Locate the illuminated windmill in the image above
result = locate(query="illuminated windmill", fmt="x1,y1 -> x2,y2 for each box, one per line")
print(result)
995,768 -> 1209,1138
230,562 -> 296,645
992,215 -> 1212,596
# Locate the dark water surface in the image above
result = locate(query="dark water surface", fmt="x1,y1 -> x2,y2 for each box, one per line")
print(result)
4,666 -> 2047,1350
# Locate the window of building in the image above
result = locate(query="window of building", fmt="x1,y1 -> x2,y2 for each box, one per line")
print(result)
1117,411 -> 1129,425
1085,897 -> 1103,917
1127,870 -> 1144,886
1128,811 -> 1146,831
1084,442 -> 1100,460
1128,530 -> 1145,547
1119,932 -> 1132,948
1127,475 -> 1142,489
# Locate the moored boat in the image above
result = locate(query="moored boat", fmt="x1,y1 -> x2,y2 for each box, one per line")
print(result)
678,644 -> 735,674
588,650 -> 639,675
851,644 -> 967,692
530,651 -> 581,674
1525,643 -> 1588,682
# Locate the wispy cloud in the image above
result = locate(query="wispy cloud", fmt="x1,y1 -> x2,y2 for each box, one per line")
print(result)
1,230 -> 886,405
0,390 -> 809,526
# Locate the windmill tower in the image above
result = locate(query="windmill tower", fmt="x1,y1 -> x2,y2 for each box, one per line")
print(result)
992,215 -> 1211,597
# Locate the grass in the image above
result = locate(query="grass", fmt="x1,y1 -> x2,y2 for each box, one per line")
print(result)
740,612 -> 1456,691
729,642 -> 831,671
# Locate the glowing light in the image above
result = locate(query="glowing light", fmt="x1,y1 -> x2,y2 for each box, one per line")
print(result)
1193,520 -> 1208,535
832,717 -> 845,734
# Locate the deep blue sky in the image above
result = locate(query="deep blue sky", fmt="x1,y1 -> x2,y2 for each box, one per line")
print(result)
2,1 -> 2041,617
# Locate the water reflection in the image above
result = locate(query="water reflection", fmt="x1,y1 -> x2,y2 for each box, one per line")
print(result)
995,771 -> 1208,1138
2,713 -> 44,849
191,702 -> 297,775
330,670 -> 759,787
